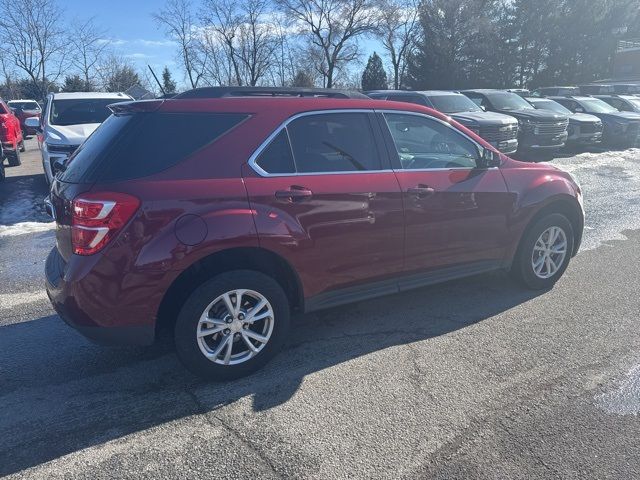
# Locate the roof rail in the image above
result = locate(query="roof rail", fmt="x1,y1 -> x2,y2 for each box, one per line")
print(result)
174,86 -> 368,100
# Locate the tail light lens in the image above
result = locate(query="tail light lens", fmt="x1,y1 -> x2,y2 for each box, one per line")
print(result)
72,192 -> 140,255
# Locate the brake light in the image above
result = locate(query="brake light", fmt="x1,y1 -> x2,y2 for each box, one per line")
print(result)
71,192 -> 140,255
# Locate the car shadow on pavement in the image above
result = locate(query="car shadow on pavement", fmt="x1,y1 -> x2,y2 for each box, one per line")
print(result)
0,271 -> 545,475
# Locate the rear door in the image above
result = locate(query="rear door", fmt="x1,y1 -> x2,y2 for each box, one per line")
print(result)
378,110 -> 514,274
243,110 -> 405,299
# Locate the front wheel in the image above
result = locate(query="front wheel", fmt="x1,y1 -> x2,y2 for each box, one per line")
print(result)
511,213 -> 574,290
174,270 -> 290,381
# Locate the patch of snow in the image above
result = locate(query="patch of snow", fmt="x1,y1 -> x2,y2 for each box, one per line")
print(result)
596,364 -> 640,416
0,221 -> 55,237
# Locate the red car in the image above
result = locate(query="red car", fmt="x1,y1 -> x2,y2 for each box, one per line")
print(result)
0,98 -> 25,167
7,99 -> 42,137
45,87 -> 584,380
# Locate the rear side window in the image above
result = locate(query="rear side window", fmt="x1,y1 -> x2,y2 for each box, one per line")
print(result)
60,113 -> 247,183
255,130 -> 295,174
288,113 -> 381,173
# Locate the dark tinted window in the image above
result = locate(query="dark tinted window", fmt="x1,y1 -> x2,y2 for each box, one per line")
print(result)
287,113 -> 381,173
255,130 -> 295,174
60,113 -> 247,183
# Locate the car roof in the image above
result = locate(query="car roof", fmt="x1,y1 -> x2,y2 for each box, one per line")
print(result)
156,96 -> 450,121
51,92 -> 132,100
367,90 -> 462,97
550,96 -> 593,101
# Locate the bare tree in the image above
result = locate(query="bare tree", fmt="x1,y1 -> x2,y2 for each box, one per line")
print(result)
200,0 -> 278,87
275,0 -> 377,88
68,17 -> 110,90
375,0 -> 419,89
153,0 -> 205,89
0,0 -> 67,99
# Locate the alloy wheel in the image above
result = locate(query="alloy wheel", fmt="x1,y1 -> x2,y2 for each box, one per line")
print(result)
531,226 -> 568,279
196,289 -> 274,365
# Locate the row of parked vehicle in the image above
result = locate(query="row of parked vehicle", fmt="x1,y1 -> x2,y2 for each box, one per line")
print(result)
0,92 -> 132,182
366,84 -> 640,157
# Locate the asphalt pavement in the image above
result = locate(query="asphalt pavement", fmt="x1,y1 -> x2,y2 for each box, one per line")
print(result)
1,139 -> 639,479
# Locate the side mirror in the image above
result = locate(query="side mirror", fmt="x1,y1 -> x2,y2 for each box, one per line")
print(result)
25,117 -> 41,130
480,148 -> 501,168
480,105 -> 487,112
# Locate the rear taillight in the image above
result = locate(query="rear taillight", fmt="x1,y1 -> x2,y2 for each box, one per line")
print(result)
71,192 -> 140,255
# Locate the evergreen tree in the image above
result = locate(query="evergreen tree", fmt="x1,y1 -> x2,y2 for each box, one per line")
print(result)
62,75 -> 92,92
361,53 -> 388,91
106,66 -> 141,92
161,66 -> 177,94
291,70 -> 315,88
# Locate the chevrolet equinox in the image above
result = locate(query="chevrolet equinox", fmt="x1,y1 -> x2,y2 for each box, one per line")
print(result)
45,87 -> 585,380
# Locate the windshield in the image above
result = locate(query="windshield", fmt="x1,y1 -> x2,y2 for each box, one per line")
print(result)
50,99 -> 120,126
428,94 -> 482,113
580,99 -> 619,114
625,97 -> 640,110
8,101 -> 40,111
487,92 -> 535,111
530,99 -> 572,115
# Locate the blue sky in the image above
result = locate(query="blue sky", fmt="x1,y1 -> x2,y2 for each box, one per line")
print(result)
63,0 -> 380,88
64,0 -> 178,72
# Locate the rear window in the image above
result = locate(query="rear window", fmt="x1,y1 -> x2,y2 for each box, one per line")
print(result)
59,112 -> 248,183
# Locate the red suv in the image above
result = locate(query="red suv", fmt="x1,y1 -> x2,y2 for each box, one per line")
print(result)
45,87 -> 584,380
0,97 -> 25,167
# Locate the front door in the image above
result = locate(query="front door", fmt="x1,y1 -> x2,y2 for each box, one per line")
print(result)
378,111 -> 514,274
244,111 -> 405,299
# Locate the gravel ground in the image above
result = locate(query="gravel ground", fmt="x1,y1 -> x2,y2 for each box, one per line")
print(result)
1,139 -> 639,479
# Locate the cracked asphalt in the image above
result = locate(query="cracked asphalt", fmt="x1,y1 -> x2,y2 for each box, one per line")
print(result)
1,140 -> 639,479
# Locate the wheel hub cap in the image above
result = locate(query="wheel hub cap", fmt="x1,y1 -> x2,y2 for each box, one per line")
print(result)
531,226 -> 568,279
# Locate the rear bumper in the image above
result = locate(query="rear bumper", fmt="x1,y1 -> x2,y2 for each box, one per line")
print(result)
45,247 -> 155,346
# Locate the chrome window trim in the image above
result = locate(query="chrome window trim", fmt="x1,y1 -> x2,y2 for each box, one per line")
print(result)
247,108 -> 497,177
248,109 -> 390,177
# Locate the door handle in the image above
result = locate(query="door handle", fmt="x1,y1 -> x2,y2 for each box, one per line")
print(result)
275,186 -> 313,202
407,185 -> 436,198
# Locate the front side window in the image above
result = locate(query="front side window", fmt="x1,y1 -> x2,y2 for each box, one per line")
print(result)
287,113 -> 381,173
384,113 -> 479,170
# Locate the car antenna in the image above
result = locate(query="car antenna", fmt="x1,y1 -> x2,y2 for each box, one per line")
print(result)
147,65 -> 166,97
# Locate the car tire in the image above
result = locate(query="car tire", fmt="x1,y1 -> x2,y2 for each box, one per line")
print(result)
174,270 -> 291,381
19,139 -> 26,152
7,148 -> 21,167
0,160 -> 5,181
511,213 -> 574,290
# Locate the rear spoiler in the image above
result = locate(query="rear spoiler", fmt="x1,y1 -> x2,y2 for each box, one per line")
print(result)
108,99 -> 164,115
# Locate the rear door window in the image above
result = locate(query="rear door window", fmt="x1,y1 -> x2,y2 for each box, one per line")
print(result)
287,113 -> 382,173
60,112 -> 247,183
255,130 -> 296,174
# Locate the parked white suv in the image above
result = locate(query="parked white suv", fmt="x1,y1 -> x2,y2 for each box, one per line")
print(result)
26,92 -> 132,184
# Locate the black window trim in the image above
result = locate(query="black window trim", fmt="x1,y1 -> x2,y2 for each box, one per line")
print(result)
375,110 -> 493,172
249,109 -> 392,177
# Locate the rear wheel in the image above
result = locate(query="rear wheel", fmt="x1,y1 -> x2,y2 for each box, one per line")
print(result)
174,270 -> 290,380
7,148 -> 21,167
0,159 -> 5,181
19,139 -> 26,152
511,213 -> 574,290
